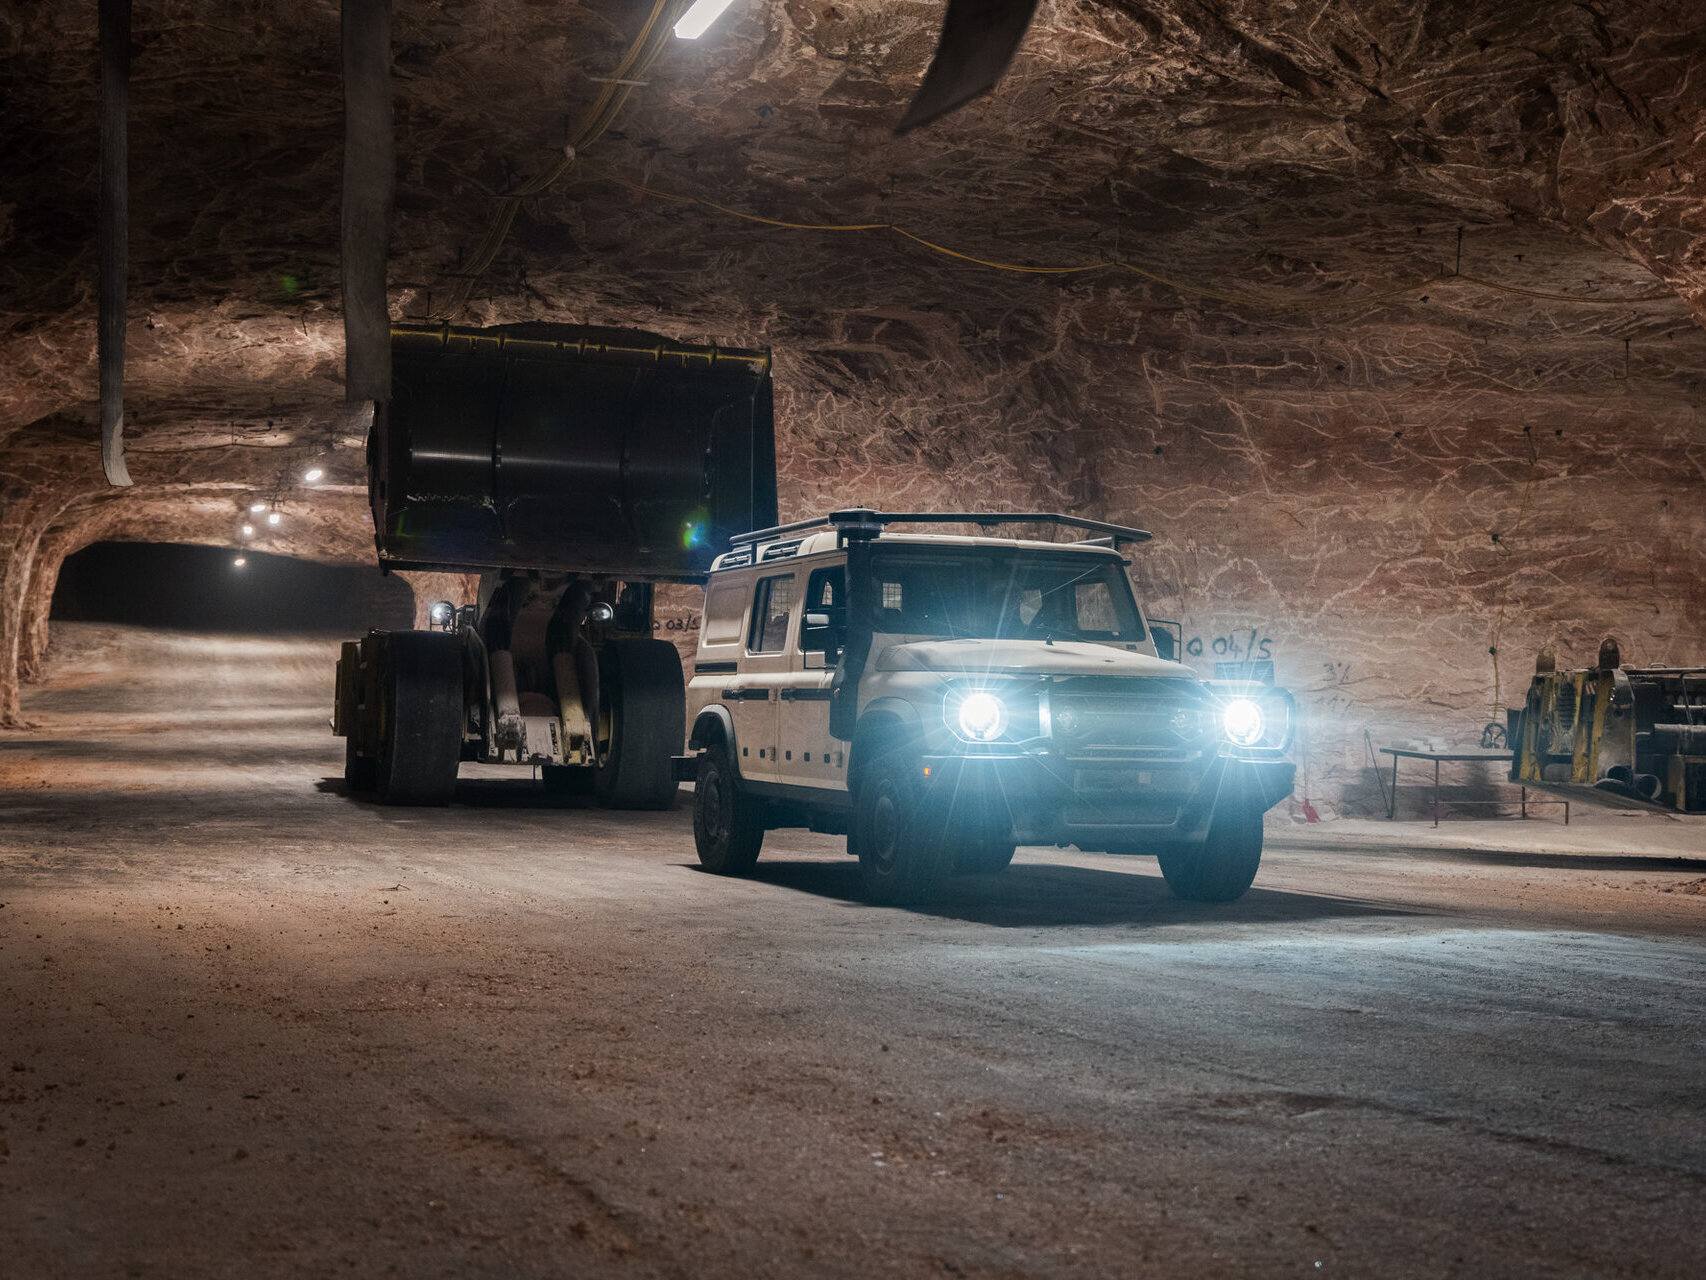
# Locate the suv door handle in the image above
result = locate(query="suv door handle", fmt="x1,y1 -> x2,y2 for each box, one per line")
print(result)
725,688 -> 771,701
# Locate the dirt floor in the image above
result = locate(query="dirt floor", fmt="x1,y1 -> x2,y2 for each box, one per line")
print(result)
2,624 -> 1703,1278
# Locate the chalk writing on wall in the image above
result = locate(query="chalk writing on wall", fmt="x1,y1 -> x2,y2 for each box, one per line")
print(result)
1184,629 -> 1274,661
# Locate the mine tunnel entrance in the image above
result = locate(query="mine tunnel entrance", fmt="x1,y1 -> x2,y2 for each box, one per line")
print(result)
51,542 -> 413,635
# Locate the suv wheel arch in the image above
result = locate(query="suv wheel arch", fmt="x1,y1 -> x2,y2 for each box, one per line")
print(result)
689,706 -> 737,755
849,710 -> 919,797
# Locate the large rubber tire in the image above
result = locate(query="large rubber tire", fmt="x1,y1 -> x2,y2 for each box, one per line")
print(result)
854,751 -> 952,905
693,743 -> 764,874
594,638 -> 685,811
1157,797 -> 1263,902
375,632 -> 463,806
344,734 -> 378,794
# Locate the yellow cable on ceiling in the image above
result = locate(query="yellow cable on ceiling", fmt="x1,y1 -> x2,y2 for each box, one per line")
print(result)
579,164 -> 1680,313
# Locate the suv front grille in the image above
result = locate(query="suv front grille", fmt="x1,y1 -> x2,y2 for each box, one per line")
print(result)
1044,677 -> 1214,760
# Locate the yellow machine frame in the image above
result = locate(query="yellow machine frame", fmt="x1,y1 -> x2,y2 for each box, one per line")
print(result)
1512,644 -> 1706,813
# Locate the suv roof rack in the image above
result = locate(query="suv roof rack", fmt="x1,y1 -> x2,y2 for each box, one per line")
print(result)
729,509 -> 1152,549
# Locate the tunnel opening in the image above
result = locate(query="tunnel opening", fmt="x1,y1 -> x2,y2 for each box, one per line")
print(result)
50,542 -> 414,635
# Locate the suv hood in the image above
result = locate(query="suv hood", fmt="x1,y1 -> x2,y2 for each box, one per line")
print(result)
874,638 -> 1194,679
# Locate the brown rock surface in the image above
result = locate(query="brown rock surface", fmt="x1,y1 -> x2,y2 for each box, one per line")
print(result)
2,2 -> 1703,810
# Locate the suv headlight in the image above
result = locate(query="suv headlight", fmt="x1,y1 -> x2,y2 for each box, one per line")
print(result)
1221,697 -> 1264,747
950,690 -> 1007,743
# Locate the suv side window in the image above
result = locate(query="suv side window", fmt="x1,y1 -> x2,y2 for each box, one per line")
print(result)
701,579 -> 748,646
799,564 -> 846,666
799,566 -> 845,645
748,575 -> 796,653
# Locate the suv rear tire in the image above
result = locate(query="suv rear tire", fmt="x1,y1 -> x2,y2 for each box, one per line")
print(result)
854,752 -> 952,904
1157,798 -> 1263,901
693,743 -> 764,874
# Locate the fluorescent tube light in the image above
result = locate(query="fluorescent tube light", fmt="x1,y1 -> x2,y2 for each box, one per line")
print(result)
674,0 -> 735,40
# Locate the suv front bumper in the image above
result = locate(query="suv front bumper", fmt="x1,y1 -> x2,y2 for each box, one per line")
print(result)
917,749 -> 1295,851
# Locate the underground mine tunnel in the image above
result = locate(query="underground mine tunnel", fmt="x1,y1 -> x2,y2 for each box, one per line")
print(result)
2,1 -> 1703,1276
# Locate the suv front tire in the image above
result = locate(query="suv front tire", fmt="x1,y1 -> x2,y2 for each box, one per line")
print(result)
854,751 -> 952,905
1156,798 -> 1263,901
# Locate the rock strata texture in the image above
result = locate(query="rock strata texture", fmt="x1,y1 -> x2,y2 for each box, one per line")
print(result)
3,0 -> 1703,813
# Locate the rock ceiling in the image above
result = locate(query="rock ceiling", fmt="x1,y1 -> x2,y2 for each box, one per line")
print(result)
7,1 -> 1702,456
3,1 -> 1704,787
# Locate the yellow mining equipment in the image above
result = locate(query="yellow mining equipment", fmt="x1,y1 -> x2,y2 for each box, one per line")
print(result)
1511,638 -> 1706,813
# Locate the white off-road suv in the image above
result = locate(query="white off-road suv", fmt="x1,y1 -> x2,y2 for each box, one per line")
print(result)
680,510 -> 1295,904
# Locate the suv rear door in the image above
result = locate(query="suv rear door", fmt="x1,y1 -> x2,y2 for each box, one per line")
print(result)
731,570 -> 796,783
773,558 -> 848,791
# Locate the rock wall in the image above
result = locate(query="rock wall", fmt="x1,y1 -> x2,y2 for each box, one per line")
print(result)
757,291 -> 1706,818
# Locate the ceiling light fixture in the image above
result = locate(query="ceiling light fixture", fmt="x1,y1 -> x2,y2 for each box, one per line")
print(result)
241,524 -> 254,537
250,501 -> 266,513
233,556 -> 247,568
267,510 -> 282,526
304,467 -> 324,483
674,0 -> 735,40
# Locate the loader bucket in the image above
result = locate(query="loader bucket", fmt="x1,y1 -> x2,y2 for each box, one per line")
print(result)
369,323 -> 777,580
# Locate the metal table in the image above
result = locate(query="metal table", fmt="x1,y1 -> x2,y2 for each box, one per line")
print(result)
1379,748 -> 1569,827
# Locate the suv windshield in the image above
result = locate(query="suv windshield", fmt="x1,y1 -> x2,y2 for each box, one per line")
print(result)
869,547 -> 1145,642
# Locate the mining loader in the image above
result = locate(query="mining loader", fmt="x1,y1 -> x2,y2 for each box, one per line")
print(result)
334,322 -> 776,807
1511,637 -> 1706,814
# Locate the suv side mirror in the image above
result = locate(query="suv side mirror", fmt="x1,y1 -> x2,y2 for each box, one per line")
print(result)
802,611 -> 841,661
1149,619 -> 1181,662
